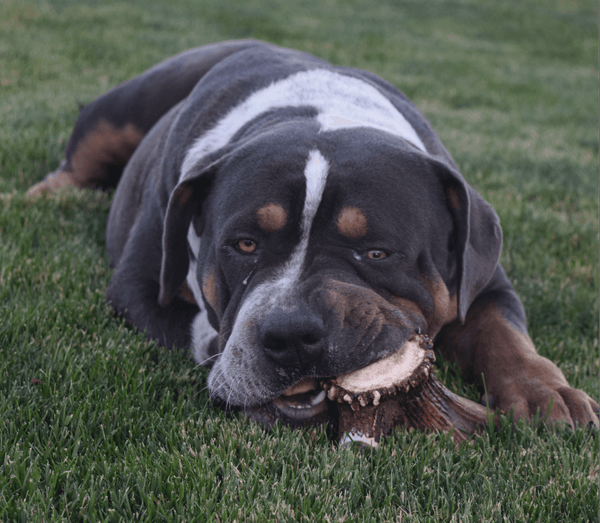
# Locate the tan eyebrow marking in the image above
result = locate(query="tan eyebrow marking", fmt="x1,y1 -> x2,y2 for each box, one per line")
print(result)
337,207 -> 368,239
257,203 -> 287,232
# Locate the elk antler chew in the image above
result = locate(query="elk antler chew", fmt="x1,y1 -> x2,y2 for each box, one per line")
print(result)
322,334 -> 490,447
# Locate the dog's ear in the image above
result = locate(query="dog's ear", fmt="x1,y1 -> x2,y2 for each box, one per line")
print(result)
432,159 -> 502,322
158,161 -> 218,307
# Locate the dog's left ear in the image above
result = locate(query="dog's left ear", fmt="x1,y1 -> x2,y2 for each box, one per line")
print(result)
431,158 -> 503,322
158,160 -> 219,307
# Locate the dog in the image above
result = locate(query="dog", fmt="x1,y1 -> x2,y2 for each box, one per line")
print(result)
28,40 -> 599,431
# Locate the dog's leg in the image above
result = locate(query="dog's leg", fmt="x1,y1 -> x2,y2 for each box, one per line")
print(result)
26,40 -> 260,196
438,266 -> 599,429
105,201 -> 201,350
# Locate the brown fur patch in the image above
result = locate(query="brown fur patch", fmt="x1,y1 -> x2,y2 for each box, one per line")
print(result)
439,301 -> 556,414
179,281 -> 197,305
325,280 -> 426,336
69,120 -> 144,187
440,302 -> 597,430
386,295 -> 426,324
446,294 -> 458,324
446,187 -> 461,211
173,183 -> 194,208
466,302 -> 538,359
257,203 -> 287,232
419,272 -> 458,338
337,207 -> 368,239
202,271 -> 219,313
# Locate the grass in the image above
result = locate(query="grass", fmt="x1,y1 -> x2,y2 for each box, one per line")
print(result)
0,0 -> 598,520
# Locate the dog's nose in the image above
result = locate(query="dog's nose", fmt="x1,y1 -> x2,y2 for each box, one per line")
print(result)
260,304 -> 327,368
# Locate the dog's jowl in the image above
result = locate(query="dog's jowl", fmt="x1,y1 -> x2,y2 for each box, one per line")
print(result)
28,40 -> 599,434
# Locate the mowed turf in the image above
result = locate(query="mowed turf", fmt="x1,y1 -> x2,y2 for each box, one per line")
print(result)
0,0 -> 598,521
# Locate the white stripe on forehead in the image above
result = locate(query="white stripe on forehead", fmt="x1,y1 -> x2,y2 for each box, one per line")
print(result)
250,149 -> 329,301
302,149 -> 329,238
288,149 -> 329,280
180,69 -> 425,182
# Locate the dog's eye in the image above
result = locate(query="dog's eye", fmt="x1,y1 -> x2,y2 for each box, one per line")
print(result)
236,239 -> 257,254
366,249 -> 387,260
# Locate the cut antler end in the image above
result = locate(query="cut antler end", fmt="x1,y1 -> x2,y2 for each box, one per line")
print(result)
323,334 -> 490,447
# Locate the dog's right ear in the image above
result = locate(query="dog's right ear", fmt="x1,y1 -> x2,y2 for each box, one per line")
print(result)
158,159 -> 220,307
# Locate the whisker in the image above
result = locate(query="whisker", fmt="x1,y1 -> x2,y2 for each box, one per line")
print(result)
197,366 -> 224,399
192,352 -> 221,369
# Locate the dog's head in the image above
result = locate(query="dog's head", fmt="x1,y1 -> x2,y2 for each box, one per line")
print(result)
158,123 -> 501,424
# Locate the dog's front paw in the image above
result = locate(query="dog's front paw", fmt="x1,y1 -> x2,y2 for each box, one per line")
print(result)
484,357 -> 599,430
490,379 -> 599,430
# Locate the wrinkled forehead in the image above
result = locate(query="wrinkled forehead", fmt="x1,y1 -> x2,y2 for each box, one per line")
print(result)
207,125 -> 438,234
207,124 -> 320,219
318,129 -> 442,222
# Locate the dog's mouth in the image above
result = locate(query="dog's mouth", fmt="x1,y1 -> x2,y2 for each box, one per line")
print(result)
269,333 -> 432,423
272,378 -> 328,421
267,334 -> 491,446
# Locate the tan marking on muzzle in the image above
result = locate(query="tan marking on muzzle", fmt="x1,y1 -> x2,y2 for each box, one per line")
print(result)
337,207 -> 368,239
326,280 -> 425,336
387,295 -> 427,323
257,203 -> 287,232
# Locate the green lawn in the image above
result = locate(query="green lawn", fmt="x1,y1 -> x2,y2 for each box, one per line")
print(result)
0,0 -> 598,521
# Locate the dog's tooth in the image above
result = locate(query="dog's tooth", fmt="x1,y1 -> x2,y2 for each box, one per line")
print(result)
272,393 -> 329,421
372,390 -> 381,406
310,390 -> 326,406
327,386 -> 337,400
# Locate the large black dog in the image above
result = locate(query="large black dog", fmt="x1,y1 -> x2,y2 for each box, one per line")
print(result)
29,40 -> 598,430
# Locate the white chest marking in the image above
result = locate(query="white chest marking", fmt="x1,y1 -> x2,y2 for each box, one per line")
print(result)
180,69 -> 425,182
